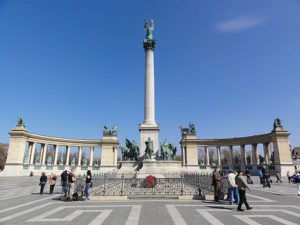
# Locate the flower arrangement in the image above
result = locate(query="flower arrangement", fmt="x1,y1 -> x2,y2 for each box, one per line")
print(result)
145,175 -> 157,188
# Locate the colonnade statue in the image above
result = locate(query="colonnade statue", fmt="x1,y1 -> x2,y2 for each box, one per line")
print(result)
17,116 -> 25,126
179,122 -> 196,135
103,124 -> 118,135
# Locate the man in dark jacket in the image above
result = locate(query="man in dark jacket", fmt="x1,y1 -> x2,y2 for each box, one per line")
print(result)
212,169 -> 222,202
235,170 -> 252,211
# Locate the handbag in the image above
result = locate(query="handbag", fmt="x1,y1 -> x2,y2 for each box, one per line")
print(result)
90,182 -> 93,188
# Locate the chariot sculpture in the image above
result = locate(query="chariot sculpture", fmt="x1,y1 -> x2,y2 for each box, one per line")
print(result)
179,122 -> 196,135
103,124 -> 118,135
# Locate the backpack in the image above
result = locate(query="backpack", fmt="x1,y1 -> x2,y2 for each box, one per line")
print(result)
52,176 -> 57,181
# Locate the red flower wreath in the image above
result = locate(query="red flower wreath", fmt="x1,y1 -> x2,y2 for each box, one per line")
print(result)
145,175 -> 157,188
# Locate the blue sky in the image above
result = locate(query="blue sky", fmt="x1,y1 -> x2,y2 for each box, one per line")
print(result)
0,0 -> 300,151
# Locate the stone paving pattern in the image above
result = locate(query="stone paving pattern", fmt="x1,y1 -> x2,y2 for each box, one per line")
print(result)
0,176 -> 299,225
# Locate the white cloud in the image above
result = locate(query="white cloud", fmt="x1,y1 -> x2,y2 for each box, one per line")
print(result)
216,17 -> 264,32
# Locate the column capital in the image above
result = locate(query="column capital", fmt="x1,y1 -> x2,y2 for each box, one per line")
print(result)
143,39 -> 156,51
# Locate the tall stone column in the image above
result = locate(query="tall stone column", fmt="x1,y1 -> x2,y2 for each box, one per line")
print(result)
54,145 -> 58,165
41,144 -> 47,165
66,146 -> 70,166
139,20 -> 160,159
217,146 -> 221,166
30,142 -> 36,165
89,147 -> 94,166
78,146 -> 82,166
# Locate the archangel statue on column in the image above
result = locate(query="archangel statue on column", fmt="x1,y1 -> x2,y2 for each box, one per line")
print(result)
144,19 -> 154,40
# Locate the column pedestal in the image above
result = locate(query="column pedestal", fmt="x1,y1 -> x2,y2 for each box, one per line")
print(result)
139,125 -> 160,159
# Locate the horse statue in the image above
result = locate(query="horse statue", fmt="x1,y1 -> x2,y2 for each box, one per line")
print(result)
120,138 -> 139,161
103,124 -> 118,135
179,122 -> 196,135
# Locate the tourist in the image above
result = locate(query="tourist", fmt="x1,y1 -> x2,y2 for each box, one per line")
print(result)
61,170 -> 68,196
295,171 -> 300,196
287,170 -> 292,183
235,170 -> 252,211
245,169 -> 251,184
276,171 -> 282,183
227,170 -> 239,205
49,173 -> 57,194
39,172 -> 47,195
212,168 -> 223,202
258,170 -> 263,184
83,170 -> 92,200
68,169 -> 76,198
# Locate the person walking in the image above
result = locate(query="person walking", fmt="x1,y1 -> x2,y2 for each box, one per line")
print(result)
61,170 -> 68,196
39,172 -> 47,195
227,170 -> 240,205
68,169 -> 76,199
258,170 -> 263,184
83,170 -> 92,200
235,170 -> 252,211
245,169 -> 251,184
49,173 -> 57,194
287,170 -> 292,183
276,171 -> 282,183
212,169 -> 223,202
295,171 -> 300,196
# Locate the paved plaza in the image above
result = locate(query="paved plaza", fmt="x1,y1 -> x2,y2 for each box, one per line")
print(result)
0,176 -> 299,225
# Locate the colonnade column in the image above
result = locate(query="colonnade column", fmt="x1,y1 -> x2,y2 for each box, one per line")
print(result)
251,144 -> 258,164
66,146 -> 70,166
89,147 -> 94,166
217,146 -> 221,166
204,146 -> 210,166
54,145 -> 58,165
78,146 -> 82,166
228,146 -> 233,166
251,144 -> 258,171
27,142 -> 33,164
263,142 -> 270,164
41,144 -> 48,165
29,142 -> 36,164
240,144 -> 246,165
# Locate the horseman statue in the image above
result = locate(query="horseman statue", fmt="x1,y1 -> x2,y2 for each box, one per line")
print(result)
120,138 -> 139,161
160,140 -> 177,160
